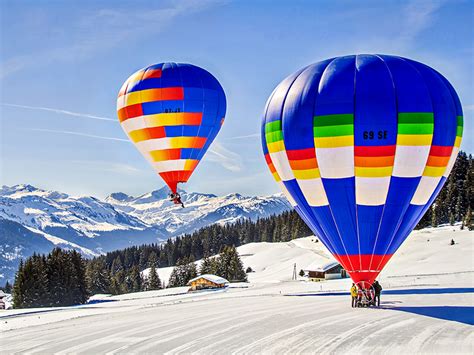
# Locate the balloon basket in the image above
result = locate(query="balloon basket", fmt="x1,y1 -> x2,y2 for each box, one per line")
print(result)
355,282 -> 376,308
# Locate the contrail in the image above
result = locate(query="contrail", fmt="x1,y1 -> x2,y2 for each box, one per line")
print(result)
28,128 -> 129,142
1,103 -> 116,122
225,133 -> 260,140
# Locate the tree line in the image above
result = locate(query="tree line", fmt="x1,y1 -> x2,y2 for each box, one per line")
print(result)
12,249 -> 87,308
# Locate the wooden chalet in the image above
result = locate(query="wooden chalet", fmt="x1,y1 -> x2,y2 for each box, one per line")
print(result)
304,261 -> 347,281
187,274 -> 229,291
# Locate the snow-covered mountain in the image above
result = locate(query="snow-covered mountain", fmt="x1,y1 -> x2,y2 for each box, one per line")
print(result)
0,184 -> 290,282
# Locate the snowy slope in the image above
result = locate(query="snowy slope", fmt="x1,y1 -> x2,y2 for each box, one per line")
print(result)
0,184 -> 290,282
1,225 -> 472,354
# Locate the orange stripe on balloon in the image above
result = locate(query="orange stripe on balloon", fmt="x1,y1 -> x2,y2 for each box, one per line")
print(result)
426,155 -> 450,167
289,158 -> 318,170
354,156 -> 394,167
267,162 -> 276,173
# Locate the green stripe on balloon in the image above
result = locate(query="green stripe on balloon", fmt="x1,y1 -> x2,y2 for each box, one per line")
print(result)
314,124 -> 353,137
397,124 -> 433,135
265,131 -> 283,143
265,120 -> 282,133
313,114 -> 353,127
397,112 -> 434,124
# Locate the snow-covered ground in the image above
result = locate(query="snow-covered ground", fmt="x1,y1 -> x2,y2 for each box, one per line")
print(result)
0,225 -> 473,354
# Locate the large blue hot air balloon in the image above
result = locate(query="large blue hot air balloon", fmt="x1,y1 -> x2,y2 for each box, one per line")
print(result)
261,55 -> 463,288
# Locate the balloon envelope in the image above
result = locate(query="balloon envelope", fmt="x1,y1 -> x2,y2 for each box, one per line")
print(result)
261,55 -> 463,287
117,63 -> 226,193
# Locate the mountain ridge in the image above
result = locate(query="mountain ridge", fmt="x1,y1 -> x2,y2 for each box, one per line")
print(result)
0,184 -> 290,282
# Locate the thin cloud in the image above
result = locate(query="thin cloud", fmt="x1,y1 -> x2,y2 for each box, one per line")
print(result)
225,133 -> 260,140
207,142 -> 243,172
397,0 -> 447,48
69,160 -> 143,175
1,103 -> 115,122
27,128 -> 129,142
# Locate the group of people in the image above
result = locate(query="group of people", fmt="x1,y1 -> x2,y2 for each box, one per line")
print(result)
350,280 -> 382,308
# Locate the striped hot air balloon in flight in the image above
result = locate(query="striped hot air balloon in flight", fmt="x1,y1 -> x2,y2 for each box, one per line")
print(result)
261,55 -> 463,288
117,63 -> 226,194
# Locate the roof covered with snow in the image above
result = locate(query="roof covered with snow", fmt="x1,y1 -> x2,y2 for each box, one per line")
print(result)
304,260 -> 340,273
187,274 -> 229,285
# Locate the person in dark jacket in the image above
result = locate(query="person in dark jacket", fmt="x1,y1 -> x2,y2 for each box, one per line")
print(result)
373,280 -> 382,306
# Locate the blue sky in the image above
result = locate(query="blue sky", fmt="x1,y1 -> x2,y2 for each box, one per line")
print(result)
1,0 -> 472,198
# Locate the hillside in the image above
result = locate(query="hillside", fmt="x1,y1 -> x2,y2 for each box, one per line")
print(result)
1,225 -> 472,353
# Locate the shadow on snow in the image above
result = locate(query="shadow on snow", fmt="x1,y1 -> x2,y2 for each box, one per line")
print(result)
389,306 -> 474,326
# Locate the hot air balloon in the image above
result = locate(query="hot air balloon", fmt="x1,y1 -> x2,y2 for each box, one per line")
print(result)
261,55 -> 463,289
117,63 -> 226,204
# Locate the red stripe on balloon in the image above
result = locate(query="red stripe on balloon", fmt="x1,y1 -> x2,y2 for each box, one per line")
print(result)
142,69 -> 162,79
286,148 -> 316,160
333,254 -> 393,286
429,145 -> 453,157
354,145 -> 396,157
118,103 -> 143,122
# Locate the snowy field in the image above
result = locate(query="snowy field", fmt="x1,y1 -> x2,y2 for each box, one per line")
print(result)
0,225 -> 473,354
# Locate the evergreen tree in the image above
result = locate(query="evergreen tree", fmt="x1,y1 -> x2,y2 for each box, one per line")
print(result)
199,255 -> 216,275
12,260 -> 25,308
127,265 -> 142,293
4,281 -> 12,294
145,252 -> 161,290
431,204 -> 439,227
168,257 -> 197,288
86,258 -> 110,295
215,246 -> 247,282
46,248 -> 67,306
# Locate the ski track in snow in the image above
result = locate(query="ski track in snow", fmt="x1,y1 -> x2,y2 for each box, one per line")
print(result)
0,225 -> 473,354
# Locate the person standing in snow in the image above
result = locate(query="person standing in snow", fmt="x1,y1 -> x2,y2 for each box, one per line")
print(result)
350,283 -> 358,307
373,280 -> 382,307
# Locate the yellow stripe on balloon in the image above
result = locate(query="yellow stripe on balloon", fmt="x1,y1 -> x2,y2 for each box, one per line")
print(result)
293,168 -> 321,180
314,135 -> 353,148
397,134 -> 432,146
423,166 -> 446,177
184,160 -> 199,170
272,172 -> 281,182
145,113 -> 201,127
121,89 -> 153,107
267,140 -> 285,153
454,136 -> 462,148
355,166 -> 393,177
169,137 -> 199,149
128,130 -> 149,143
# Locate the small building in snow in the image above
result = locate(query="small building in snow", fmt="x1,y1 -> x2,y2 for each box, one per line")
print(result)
0,290 -> 6,310
187,274 -> 229,291
304,261 -> 347,281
